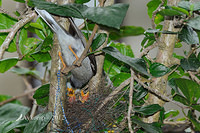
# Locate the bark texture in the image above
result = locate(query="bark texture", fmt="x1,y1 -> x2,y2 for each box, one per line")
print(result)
144,0 -> 181,123
47,0 -> 74,132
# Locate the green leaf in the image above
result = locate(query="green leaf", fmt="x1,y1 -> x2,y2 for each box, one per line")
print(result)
0,0 -> 1,6
178,1 -> 200,11
0,14 -> 17,52
32,0 -> 129,29
174,42 -> 182,48
147,0 -> 162,18
103,42 -> 133,78
191,105 -> 200,112
75,0 -> 90,4
164,110 -> 179,119
180,54 -> 200,71
111,72 -> 131,87
187,16 -> 200,30
193,2 -> 200,11
146,29 -> 178,34
10,67 -> 41,79
172,53 -> 184,60
173,94 -> 190,105
134,85 -> 148,101
14,0 -> 25,3
171,6 -> 189,16
175,78 -> 200,104
168,79 -> 182,95
102,46 -> 148,76
0,58 -> 18,73
34,18 -> 53,39
24,112 -> 52,133
158,9 -> 183,16
109,26 -> 145,40
110,42 -> 134,57
18,28 -> 42,61
133,104 -> 162,116
132,118 -> 162,133
0,95 -> 21,105
0,103 -> 30,122
178,1 -> 192,11
178,26 -> 199,45
0,119 -> 28,133
187,110 -> 200,130
33,84 -> 50,106
31,52 -> 51,62
29,22 -> 43,30
24,38 -> 41,55
150,63 -> 170,77
34,36 -> 53,53
91,33 -> 107,51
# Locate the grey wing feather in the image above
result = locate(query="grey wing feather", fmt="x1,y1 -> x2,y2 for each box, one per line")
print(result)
68,18 -> 87,47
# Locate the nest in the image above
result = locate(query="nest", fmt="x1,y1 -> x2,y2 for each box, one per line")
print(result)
58,85 -> 128,132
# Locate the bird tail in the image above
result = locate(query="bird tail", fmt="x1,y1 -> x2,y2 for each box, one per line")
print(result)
35,7 -> 62,33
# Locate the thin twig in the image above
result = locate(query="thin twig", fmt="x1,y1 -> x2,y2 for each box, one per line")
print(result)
0,87 -> 38,106
151,0 -> 164,29
62,24 -> 99,74
188,71 -> 200,84
16,30 -> 23,60
140,42 -> 158,57
30,100 -> 38,119
140,0 -> 165,58
133,75 -> 188,109
0,11 -> 36,59
128,69 -> 134,133
0,8 -> 19,20
75,24 -> 98,66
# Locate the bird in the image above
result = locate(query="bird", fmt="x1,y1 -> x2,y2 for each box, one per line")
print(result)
35,7 -> 96,103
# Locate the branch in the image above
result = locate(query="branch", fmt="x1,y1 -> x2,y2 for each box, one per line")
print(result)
0,87 -> 38,106
188,71 -> 200,84
151,0 -> 165,29
140,42 -> 158,57
128,69 -> 134,133
0,8 -> 19,20
0,11 -> 36,59
0,28 -> 13,33
133,75 -> 187,109
16,30 -> 23,60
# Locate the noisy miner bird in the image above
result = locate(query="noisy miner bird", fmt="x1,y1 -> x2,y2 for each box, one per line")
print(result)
35,8 -> 97,103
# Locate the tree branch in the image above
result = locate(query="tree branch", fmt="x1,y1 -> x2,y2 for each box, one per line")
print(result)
133,75 -> 187,109
0,8 -> 19,20
0,87 -> 38,106
188,71 -> 200,84
128,69 -> 134,133
0,11 -> 36,59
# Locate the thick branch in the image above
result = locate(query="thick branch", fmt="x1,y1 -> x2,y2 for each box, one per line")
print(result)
144,0 -> 182,123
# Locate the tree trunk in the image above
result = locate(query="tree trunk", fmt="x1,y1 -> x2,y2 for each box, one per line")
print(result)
144,0 -> 181,123
47,0 -> 74,132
